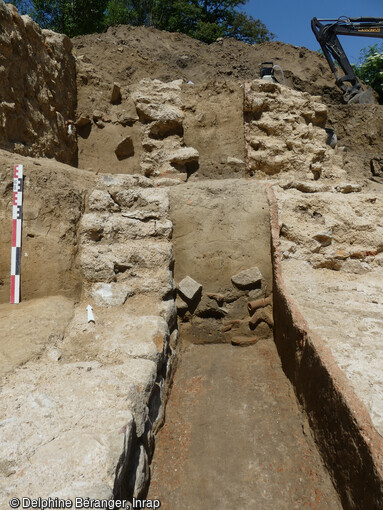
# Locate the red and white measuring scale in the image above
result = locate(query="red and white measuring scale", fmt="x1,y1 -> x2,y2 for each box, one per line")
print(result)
10,164 -> 23,304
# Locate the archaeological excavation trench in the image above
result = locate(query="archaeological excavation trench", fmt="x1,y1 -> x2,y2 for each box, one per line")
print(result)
147,180 -> 342,509
2,5 -> 383,508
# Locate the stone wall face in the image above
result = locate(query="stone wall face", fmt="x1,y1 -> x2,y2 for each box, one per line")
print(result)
0,2 -> 77,165
0,171 -> 178,504
244,80 -> 344,180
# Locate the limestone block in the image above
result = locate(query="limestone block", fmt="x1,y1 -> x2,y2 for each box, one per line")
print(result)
112,189 -> 138,208
91,282 -> 133,306
0,360 -> 156,499
93,109 -> 103,120
153,177 -> 184,187
160,299 -> 177,329
127,268 -> 175,298
98,174 -> 153,189
149,118 -> 183,137
135,102 -> 183,124
227,156 -> 244,166
178,276 -> 202,302
250,80 -> 281,94
116,107 -> 139,125
79,213 -> 106,242
103,215 -> 158,240
114,240 -> 174,270
169,329 -> 179,350
30,431 -> 117,489
155,219 -> 173,238
88,189 -> 118,212
80,247 -> 115,282
81,240 -> 173,283
231,267 -> 263,290
76,114 -> 91,127
169,147 -> 199,165
113,187 -> 169,216
98,315 -> 170,365
95,216 -> 172,241
335,183 -> 363,194
244,95 -> 266,113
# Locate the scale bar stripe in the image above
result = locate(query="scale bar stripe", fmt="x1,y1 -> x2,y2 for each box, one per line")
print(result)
16,219 -> 21,247
11,247 -> 16,275
12,219 -> 17,247
10,276 -> 15,304
10,164 -> 23,304
15,247 -> 21,276
11,276 -> 20,304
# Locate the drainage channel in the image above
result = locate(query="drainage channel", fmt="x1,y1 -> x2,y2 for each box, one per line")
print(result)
146,179 -> 342,509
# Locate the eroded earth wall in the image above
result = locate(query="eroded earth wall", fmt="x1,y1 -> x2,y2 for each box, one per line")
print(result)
0,151 -> 87,304
0,1 -> 77,164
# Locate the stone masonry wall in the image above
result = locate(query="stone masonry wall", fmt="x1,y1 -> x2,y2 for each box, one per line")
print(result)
0,174 -> 178,504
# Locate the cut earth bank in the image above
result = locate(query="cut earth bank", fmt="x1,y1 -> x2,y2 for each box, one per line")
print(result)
0,2 -> 383,508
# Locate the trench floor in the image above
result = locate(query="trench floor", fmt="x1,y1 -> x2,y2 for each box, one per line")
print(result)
148,338 -> 342,510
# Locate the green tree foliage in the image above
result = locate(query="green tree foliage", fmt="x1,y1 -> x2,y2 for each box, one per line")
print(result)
104,0 -> 273,44
8,0 -> 108,37
354,44 -> 383,104
9,0 -> 272,43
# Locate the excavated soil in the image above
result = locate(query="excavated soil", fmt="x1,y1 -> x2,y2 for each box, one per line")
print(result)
0,150 -> 92,304
72,27 -> 342,105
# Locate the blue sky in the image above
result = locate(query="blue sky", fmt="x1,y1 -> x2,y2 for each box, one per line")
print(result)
243,0 -> 383,64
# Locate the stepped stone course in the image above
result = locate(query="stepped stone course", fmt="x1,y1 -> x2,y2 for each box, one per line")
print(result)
0,172 -> 178,504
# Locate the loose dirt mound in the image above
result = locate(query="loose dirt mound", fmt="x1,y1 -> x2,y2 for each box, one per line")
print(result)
73,25 -> 342,111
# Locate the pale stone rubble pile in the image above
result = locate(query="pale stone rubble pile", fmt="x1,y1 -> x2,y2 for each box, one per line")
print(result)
275,183 -> 383,273
0,175 -> 177,504
246,80 -> 383,443
245,80 -> 345,180
132,79 -> 199,178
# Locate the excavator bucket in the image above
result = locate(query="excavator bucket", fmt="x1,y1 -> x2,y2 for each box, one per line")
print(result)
348,88 -> 376,105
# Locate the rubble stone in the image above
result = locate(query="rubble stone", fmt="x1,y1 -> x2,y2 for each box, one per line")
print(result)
231,267 -> 263,289
178,276 -> 203,302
